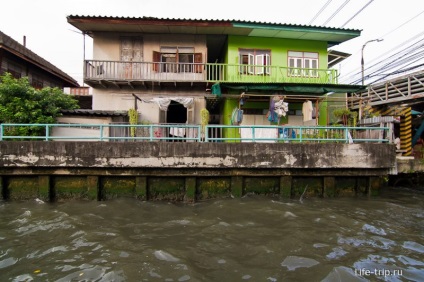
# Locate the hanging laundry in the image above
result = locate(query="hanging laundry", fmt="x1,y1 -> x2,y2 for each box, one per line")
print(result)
267,98 -> 278,122
231,108 -> 244,125
268,96 -> 288,122
303,100 -> 313,121
274,100 -> 289,117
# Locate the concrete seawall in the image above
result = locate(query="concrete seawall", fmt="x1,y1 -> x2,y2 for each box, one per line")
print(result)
0,142 -> 396,202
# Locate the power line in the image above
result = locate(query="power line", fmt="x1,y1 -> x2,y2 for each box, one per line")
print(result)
341,0 -> 374,28
339,33 -> 424,85
308,0 -> 332,25
339,31 -> 424,83
322,0 -> 350,26
368,49 -> 424,80
339,8 -> 424,83
348,42 -> 424,85
358,35 -> 424,77
349,45 -> 424,85
368,61 -> 424,85
380,9 -> 424,38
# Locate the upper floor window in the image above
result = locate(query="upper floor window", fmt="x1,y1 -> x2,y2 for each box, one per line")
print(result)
288,51 -> 319,77
7,63 -> 22,79
153,47 -> 202,73
31,74 -> 44,89
239,49 -> 271,75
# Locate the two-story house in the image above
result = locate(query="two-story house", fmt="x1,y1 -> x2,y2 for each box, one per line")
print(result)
0,31 -> 79,89
67,16 -> 364,140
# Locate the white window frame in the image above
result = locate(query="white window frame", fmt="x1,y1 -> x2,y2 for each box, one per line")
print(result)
160,47 -> 195,73
239,49 -> 271,75
288,51 -> 319,77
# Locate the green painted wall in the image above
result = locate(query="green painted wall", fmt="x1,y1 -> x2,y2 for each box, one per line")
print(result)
223,98 -> 240,139
321,93 -> 347,125
226,35 -> 328,68
222,35 -> 330,126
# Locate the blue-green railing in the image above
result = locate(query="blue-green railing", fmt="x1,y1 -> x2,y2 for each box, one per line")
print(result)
0,123 -> 391,143
204,125 -> 390,143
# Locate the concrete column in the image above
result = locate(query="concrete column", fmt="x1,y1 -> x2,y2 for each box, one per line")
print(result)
231,176 -> 243,197
135,176 -> 147,200
0,176 -> 6,200
368,176 -> 381,197
38,176 -> 51,202
87,176 -> 99,200
280,176 -> 292,198
323,177 -> 336,197
184,177 -> 196,203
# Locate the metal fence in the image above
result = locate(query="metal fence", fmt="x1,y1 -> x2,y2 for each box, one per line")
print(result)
0,123 -> 391,143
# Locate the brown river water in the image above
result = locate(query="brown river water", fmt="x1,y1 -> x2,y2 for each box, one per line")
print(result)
0,187 -> 423,281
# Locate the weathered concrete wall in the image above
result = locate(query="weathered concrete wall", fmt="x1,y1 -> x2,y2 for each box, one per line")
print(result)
0,141 -> 395,169
395,157 -> 424,173
0,142 -> 396,202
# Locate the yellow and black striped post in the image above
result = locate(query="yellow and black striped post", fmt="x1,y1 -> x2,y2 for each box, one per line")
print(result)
366,106 -> 412,156
378,106 -> 412,156
399,107 -> 412,156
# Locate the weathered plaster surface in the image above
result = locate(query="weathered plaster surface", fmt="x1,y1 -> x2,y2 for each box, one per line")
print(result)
0,142 -> 395,169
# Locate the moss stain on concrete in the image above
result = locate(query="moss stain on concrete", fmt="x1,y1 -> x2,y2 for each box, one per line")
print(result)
8,177 -> 39,200
292,177 -> 323,198
101,177 -> 135,200
197,178 -> 231,200
54,176 -> 90,200
148,177 -> 185,201
244,177 -> 279,195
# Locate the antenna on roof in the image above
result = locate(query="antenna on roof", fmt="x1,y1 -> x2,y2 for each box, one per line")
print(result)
23,35 -> 26,47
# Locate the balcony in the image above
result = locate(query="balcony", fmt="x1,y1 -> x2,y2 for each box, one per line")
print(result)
84,60 -> 338,89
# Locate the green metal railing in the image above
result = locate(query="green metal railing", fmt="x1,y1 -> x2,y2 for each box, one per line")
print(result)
0,123 -> 390,143
85,60 -> 338,84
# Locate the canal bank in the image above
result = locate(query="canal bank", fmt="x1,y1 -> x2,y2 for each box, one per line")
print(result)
0,141 -> 396,202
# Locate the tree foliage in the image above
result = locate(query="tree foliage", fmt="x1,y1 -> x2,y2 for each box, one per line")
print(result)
0,73 -> 79,136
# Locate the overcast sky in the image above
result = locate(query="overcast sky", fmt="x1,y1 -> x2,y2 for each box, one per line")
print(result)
1,0 -> 423,86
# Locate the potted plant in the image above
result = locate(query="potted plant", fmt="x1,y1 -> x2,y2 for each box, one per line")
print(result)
333,108 -> 358,126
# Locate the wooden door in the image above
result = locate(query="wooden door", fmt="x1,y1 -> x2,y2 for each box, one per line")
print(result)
121,37 -> 143,79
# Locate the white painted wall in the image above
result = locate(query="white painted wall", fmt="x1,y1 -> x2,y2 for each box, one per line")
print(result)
53,116 -> 113,141
90,32 -> 208,124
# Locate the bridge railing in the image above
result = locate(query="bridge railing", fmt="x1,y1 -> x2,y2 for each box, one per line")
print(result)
0,123 -> 390,143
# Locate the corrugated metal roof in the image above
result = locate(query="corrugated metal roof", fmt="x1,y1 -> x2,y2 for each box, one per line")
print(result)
0,30 -> 79,87
61,109 -> 128,116
67,15 -> 361,48
67,15 -> 360,32
67,15 -> 361,47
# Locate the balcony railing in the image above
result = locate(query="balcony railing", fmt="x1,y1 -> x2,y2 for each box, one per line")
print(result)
0,123 -> 390,144
84,60 -> 338,84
